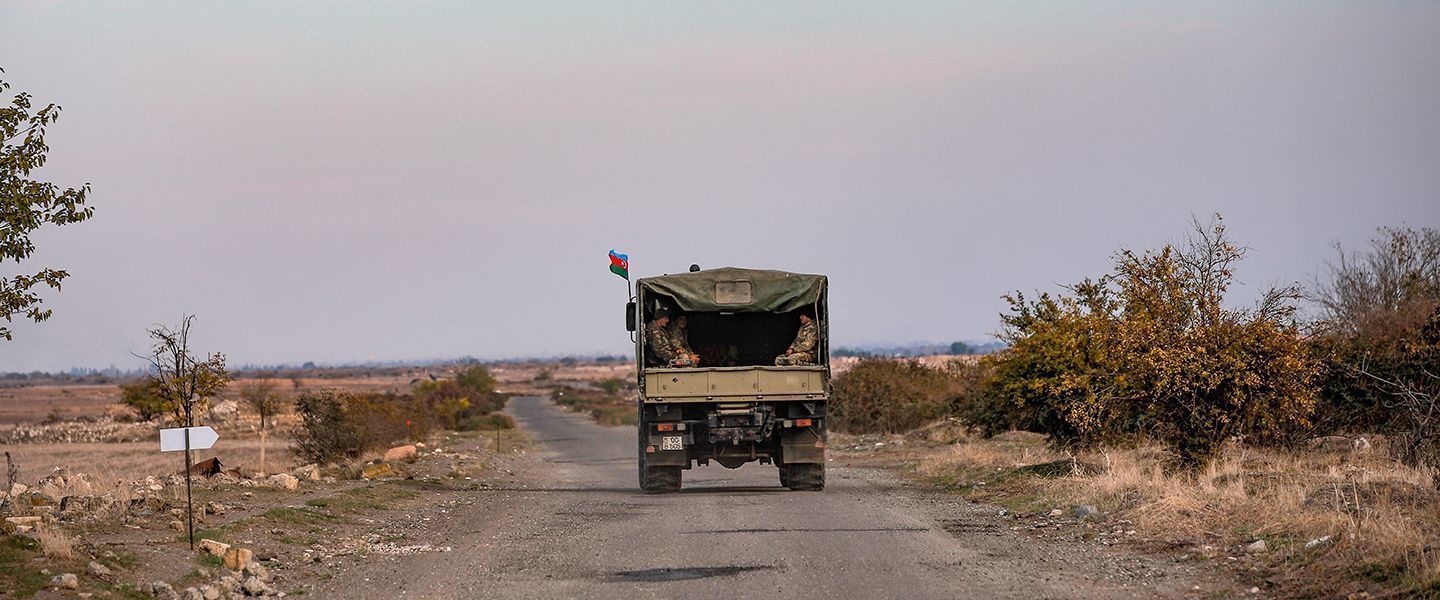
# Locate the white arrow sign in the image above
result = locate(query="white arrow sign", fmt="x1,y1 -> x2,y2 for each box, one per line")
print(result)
159,426 -> 219,452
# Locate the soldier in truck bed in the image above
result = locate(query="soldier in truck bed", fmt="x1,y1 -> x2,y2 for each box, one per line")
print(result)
647,309 -> 696,368
775,311 -> 818,365
667,314 -> 701,367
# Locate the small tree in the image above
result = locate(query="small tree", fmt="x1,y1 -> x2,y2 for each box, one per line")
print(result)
1,68 -> 95,341
1311,226 -> 1439,342
119,379 -> 167,422
1309,227 -> 1440,436
141,315 -> 231,428
292,391 -> 354,465
239,379 -> 282,473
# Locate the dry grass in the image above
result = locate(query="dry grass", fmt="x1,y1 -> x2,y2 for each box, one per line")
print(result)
32,525 -> 75,560
549,386 -> 636,426
0,384 -> 124,425
914,433 -> 1440,597
4,438 -> 297,490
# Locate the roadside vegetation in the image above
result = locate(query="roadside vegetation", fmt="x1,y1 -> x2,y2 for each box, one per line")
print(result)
291,365 -> 511,464
548,377 -> 637,426
832,218 -> 1440,596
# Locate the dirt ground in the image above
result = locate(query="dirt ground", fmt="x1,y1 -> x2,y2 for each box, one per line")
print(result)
2,391 -> 1249,600
302,397 -> 1239,599
0,363 -> 1281,599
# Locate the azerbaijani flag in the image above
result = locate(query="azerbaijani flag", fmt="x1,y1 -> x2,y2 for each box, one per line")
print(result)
608,250 -> 629,280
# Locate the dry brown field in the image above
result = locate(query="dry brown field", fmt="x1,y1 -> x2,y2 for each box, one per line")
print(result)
0,384 -> 123,424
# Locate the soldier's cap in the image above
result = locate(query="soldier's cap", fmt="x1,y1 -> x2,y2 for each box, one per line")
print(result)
653,306 -> 674,319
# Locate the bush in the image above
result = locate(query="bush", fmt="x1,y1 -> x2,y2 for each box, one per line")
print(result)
462,412 -> 515,431
119,379 -> 167,422
962,285 -> 1121,447
293,368 -> 514,464
830,359 -> 964,434
596,377 -> 630,395
412,365 -> 509,431
292,392 -> 359,464
345,392 -> 431,448
1308,226 -> 1440,470
974,217 -> 1319,468
551,385 -> 636,426
455,365 -> 499,400
292,391 -> 436,464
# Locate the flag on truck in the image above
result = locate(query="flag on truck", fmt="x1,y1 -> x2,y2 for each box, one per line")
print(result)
608,250 -> 629,280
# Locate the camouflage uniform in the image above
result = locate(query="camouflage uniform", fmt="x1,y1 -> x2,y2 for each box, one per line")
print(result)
775,318 -> 818,366
667,320 -> 696,357
648,321 -> 695,368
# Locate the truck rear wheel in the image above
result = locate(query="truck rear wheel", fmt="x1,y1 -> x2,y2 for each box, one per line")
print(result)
642,466 -> 682,493
784,463 -> 824,491
637,427 -> 648,489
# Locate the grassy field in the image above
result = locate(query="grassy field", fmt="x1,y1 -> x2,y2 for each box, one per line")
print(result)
869,426 -> 1440,598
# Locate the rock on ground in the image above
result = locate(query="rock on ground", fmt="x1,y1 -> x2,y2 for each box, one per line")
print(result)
199,538 -> 231,557
242,575 -> 275,596
52,573 -> 79,589
266,473 -> 299,491
383,444 -> 418,463
292,464 -> 320,481
87,560 -> 112,579
150,580 -> 179,600
223,547 -> 253,570
361,462 -> 394,480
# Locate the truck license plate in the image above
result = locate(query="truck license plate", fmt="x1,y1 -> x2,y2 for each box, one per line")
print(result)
661,436 -> 683,451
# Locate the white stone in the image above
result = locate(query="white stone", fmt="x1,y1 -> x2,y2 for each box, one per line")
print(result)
267,474 -> 299,491
198,538 -> 231,557
87,560 -> 112,579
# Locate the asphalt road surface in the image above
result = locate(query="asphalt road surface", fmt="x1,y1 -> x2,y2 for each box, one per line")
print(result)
315,397 -> 1217,599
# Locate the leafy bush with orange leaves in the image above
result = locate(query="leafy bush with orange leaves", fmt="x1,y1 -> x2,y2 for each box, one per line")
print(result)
978,216 -> 1319,468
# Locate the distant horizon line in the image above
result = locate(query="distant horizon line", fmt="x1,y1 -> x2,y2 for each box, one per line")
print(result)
2,338 -> 1005,377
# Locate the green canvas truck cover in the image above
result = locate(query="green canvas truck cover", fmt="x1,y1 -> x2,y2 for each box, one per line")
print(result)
639,267 -> 826,313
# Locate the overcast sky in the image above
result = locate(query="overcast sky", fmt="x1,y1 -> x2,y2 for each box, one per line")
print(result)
2,1 -> 1437,372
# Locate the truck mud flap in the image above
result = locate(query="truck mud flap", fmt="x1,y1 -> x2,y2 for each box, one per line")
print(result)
781,427 -> 825,464
645,449 -> 688,467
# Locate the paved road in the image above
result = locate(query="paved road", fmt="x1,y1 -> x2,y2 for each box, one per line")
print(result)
320,397 -> 1214,599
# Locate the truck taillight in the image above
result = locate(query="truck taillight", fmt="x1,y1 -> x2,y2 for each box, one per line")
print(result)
795,418 -> 813,427
656,423 -> 675,432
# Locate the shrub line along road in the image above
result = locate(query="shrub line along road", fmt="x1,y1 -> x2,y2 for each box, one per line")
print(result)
309,397 -> 1226,599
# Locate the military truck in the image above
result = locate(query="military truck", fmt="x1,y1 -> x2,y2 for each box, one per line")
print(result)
626,267 -> 829,493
